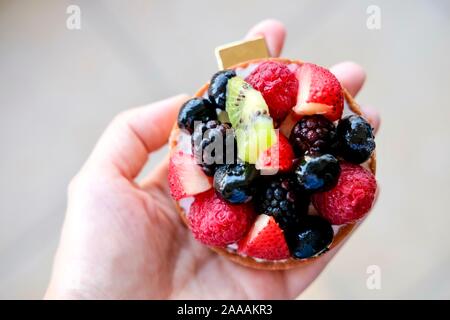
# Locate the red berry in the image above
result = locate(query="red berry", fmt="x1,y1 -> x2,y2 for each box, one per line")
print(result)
238,214 -> 291,260
246,61 -> 298,123
312,162 -> 377,225
168,151 -> 212,200
256,133 -> 295,174
293,63 -> 344,122
188,190 -> 255,247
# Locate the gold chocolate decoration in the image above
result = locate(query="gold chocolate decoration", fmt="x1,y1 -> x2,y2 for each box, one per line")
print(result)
215,37 -> 270,70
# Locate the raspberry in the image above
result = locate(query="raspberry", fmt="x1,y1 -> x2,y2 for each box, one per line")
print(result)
246,61 -> 298,123
312,162 -> 377,225
257,175 -> 309,231
191,120 -> 236,176
188,190 -> 255,246
290,115 -> 337,156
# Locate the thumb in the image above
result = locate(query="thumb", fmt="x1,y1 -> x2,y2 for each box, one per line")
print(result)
84,94 -> 189,180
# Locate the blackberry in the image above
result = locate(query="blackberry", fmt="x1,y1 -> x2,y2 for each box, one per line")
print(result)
191,120 -> 237,176
257,175 -> 310,231
294,154 -> 341,193
208,70 -> 236,109
337,115 -> 375,164
290,115 -> 337,156
178,98 -> 217,134
214,163 -> 259,204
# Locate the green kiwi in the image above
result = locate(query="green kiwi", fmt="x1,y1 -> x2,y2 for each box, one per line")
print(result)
217,109 -> 230,123
225,77 -> 276,163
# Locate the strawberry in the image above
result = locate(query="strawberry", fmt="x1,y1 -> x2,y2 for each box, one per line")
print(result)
255,133 -> 295,174
189,190 -> 255,247
293,63 -> 344,122
168,150 -> 212,200
238,214 -> 291,260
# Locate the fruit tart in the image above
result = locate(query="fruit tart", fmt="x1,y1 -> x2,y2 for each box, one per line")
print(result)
168,41 -> 377,270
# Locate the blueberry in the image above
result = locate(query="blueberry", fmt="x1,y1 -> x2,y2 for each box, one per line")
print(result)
208,70 -> 236,109
286,215 -> 334,259
337,115 -> 375,164
294,154 -> 340,193
177,98 -> 217,133
214,163 -> 258,204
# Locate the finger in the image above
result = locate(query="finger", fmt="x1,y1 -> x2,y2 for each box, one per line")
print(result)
330,61 -> 366,97
330,62 -> 380,133
361,105 -> 381,134
84,94 -> 189,179
139,154 -> 171,193
245,19 -> 286,57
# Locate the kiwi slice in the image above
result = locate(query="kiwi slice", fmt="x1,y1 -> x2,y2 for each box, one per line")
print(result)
226,77 -> 276,163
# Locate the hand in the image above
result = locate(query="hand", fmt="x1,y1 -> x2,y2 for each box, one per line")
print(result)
45,19 -> 380,300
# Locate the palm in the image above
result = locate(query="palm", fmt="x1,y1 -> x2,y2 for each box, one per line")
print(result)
63,167 -> 320,299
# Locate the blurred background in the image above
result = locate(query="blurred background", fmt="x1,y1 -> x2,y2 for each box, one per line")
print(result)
1,0 -> 449,299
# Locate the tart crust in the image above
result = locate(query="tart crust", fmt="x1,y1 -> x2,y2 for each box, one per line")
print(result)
169,58 -> 376,270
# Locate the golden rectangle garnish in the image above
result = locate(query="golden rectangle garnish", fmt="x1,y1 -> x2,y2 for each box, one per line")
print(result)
215,37 -> 270,70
